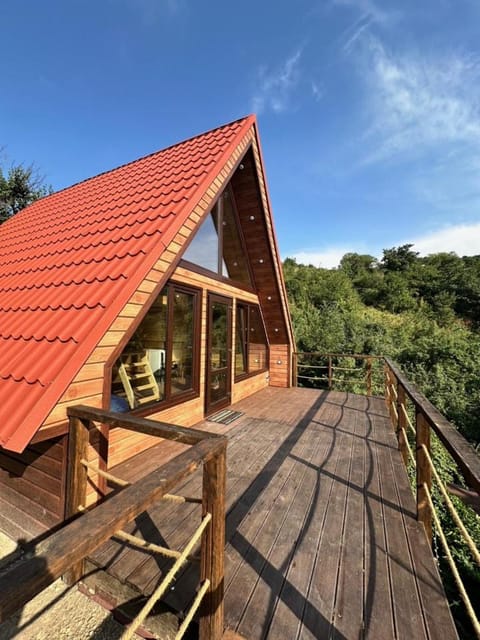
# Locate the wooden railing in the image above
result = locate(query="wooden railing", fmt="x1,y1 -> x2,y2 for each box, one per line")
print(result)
294,352 -> 480,636
293,352 -> 384,396
384,359 -> 480,637
0,406 -> 227,640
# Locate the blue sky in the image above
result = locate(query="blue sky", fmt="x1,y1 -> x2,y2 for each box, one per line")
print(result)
1,0 -> 480,267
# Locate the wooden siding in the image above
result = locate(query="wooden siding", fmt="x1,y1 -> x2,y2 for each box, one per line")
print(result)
0,437 -> 67,540
230,148 -> 292,358
269,344 -> 291,388
232,371 -> 269,403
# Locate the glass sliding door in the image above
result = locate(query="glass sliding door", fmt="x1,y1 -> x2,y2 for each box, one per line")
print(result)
205,294 -> 232,414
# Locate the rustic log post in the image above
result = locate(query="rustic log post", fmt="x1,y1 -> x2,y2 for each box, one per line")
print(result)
397,385 -> 408,466
63,415 -> 91,585
384,366 -> 392,424
392,376 -> 398,431
366,357 -> 372,397
328,356 -> 333,390
416,410 -> 432,543
292,352 -> 298,387
199,441 -> 227,640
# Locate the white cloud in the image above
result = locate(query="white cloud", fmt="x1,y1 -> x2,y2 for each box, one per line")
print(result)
333,0 -> 399,27
290,247 -> 356,268
342,17 -> 372,55
251,49 -> 303,115
362,40 -> 480,164
410,222 -> 480,256
289,222 -> 480,270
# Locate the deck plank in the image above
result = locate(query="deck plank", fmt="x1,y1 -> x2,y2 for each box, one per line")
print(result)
330,395 -> 366,639
87,387 -> 458,640
361,397 -> 396,639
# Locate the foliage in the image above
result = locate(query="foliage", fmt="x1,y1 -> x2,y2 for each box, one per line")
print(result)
0,161 -> 51,224
284,251 -> 480,447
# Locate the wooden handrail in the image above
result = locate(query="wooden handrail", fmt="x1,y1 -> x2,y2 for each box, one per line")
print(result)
384,358 -> 480,496
293,351 -> 383,359
67,404 -> 222,446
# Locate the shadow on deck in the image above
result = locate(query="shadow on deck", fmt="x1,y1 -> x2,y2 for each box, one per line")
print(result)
87,387 -> 458,640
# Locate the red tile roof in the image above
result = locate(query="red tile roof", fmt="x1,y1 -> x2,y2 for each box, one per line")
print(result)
0,115 -> 255,452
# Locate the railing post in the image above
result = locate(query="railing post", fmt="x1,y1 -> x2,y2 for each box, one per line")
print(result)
397,385 -> 408,466
328,356 -> 333,390
63,414 -> 91,586
366,357 -> 372,396
384,365 -> 393,424
292,352 -> 298,387
199,441 -> 227,640
416,410 -> 432,543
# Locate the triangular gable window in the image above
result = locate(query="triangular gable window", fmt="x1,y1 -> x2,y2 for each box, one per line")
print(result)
182,186 -> 253,287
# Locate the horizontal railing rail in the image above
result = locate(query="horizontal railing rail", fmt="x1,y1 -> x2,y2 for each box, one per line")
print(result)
293,352 -> 384,396
0,406 -> 227,640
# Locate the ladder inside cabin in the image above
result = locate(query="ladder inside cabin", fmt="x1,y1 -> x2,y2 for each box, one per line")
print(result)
117,350 -> 160,409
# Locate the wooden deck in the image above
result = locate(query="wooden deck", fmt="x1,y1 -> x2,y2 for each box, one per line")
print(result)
88,387 -> 458,639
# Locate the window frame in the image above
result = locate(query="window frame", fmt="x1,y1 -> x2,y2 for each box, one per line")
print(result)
113,281 -> 202,417
234,301 -> 269,382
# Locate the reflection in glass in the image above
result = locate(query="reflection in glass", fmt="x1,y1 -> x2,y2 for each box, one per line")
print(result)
249,307 -> 268,371
235,305 -> 248,376
221,192 -> 252,286
182,189 -> 252,287
210,372 -> 227,404
171,292 -> 194,395
182,207 -> 219,272
211,303 -> 228,369
234,303 -> 268,379
137,288 -> 168,401
112,285 -> 197,409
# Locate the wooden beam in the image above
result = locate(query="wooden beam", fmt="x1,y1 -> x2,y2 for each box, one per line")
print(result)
199,442 -> 227,640
67,405 -> 221,446
397,385 -> 408,466
416,411 -> 432,543
366,357 -> 372,397
64,416 -> 91,585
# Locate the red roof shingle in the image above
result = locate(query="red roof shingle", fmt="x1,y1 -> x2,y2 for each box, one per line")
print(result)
0,115 -> 255,451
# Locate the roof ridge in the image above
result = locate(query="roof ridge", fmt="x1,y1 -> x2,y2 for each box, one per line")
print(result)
35,114 -> 253,203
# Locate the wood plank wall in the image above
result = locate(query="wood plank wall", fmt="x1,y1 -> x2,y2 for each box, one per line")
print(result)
0,437 -> 67,540
269,345 -> 291,388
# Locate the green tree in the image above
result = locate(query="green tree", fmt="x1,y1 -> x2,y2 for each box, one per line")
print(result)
0,162 -> 51,223
381,244 -> 419,272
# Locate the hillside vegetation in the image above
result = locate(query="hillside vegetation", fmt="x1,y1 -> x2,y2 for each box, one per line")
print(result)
284,245 -> 480,446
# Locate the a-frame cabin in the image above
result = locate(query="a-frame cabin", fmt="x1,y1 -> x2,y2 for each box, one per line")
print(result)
0,115 -> 294,540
